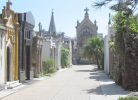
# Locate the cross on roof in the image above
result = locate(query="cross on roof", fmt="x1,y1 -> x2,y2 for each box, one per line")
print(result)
84,8 -> 89,18
84,8 -> 89,13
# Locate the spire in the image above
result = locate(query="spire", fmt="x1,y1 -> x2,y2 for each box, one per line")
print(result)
39,22 -> 42,32
84,8 -> 89,18
39,22 -> 42,36
94,20 -> 97,26
49,9 -> 56,36
108,13 -> 111,25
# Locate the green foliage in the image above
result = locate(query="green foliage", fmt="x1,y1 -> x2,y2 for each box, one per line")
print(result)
118,97 -> 138,100
84,37 -> 104,69
128,15 -> 138,33
114,12 -> 138,33
43,59 -> 55,74
113,12 -> 126,54
109,40 -> 115,50
93,0 -> 137,13
61,47 -> 69,68
113,11 -> 138,54
94,0 -> 138,90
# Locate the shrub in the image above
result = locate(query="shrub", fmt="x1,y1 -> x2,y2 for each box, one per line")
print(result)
43,59 -> 55,74
118,97 -> 138,100
61,47 -> 69,68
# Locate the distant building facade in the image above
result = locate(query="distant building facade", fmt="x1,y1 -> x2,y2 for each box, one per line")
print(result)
74,8 -> 98,64
18,12 -> 35,81
32,23 -> 43,77
42,11 -> 62,70
62,35 -> 72,66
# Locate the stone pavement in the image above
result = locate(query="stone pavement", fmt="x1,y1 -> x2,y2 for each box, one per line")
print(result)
0,65 -> 129,100
89,70 -> 129,100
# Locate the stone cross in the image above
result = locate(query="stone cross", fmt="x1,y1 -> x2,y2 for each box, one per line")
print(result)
84,8 -> 89,13
84,8 -> 89,18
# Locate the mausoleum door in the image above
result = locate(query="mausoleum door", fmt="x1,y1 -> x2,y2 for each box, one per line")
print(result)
7,47 -> 11,81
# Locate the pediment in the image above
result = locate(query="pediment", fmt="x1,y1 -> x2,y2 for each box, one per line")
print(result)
77,18 -> 96,31
77,19 -> 98,34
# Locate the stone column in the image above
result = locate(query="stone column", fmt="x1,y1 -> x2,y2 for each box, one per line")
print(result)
104,35 -> 109,74
0,33 -> 5,84
69,40 -> 72,66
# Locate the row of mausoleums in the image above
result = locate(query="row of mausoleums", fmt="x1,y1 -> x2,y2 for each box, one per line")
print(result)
0,1 -> 72,89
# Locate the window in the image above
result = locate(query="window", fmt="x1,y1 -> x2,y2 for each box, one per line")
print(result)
26,31 -> 31,39
24,31 -> 27,39
29,31 -> 31,39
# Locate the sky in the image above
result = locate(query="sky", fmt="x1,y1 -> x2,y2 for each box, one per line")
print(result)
0,0 -> 112,37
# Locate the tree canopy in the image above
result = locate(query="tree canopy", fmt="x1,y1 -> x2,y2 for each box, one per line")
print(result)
84,37 -> 104,69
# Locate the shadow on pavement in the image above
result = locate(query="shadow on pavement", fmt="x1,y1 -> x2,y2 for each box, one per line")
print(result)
84,86 -> 103,95
88,69 -> 129,95
23,80 -> 40,85
75,67 -> 98,73
99,83 -> 128,95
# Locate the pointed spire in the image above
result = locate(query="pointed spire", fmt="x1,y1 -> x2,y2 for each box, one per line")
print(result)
108,13 -> 111,25
39,22 -> 42,36
84,8 -> 89,18
94,20 -> 97,26
49,9 -> 56,36
39,22 -> 42,32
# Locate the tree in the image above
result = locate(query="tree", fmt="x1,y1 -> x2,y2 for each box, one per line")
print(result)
94,0 -> 138,90
84,37 -> 104,69
94,0 -> 138,72
94,0 -> 137,12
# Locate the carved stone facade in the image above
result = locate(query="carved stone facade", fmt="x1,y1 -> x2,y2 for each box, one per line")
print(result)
0,19 -> 6,85
32,23 -> 43,77
75,8 -> 98,64
0,1 -> 19,84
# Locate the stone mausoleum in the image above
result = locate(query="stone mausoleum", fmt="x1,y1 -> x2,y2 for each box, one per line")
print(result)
74,8 -> 98,64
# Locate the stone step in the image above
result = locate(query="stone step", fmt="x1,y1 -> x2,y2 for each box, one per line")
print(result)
5,81 -> 22,89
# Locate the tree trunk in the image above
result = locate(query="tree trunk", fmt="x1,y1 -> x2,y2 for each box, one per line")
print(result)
95,53 -> 100,69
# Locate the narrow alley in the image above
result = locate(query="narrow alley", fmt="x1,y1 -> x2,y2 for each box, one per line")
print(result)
1,65 -> 128,100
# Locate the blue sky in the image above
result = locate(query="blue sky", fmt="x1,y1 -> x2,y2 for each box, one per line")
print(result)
0,0 -> 112,37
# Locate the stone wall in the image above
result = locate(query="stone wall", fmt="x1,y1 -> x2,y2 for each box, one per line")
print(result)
109,50 -> 122,85
122,34 -> 138,90
109,34 -> 138,90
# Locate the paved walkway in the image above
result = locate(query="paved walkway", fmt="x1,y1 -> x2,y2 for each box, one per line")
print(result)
0,65 -> 129,100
